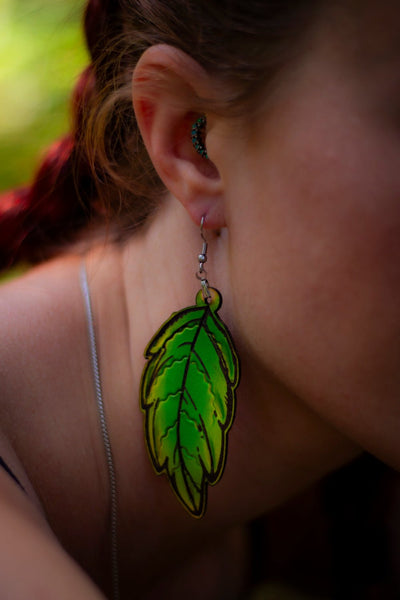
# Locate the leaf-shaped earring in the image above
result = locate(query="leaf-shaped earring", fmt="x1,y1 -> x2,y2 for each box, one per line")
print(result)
140,217 -> 240,517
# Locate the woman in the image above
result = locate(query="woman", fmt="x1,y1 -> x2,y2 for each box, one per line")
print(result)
0,0 -> 399,598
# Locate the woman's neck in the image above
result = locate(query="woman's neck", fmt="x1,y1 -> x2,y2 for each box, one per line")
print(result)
84,197 -> 360,592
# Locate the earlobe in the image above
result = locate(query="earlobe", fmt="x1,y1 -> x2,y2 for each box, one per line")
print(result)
132,45 -> 226,229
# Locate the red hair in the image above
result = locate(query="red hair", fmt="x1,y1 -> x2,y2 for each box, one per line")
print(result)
0,136 -> 84,270
0,1 -> 114,270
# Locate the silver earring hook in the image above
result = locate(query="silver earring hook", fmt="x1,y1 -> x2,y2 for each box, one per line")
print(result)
199,216 -> 208,273
200,215 -> 206,242
196,216 -> 211,300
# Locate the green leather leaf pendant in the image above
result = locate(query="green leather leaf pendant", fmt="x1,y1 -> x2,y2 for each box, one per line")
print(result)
140,288 -> 240,518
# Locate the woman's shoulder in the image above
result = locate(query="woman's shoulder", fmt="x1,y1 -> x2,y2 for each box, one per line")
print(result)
0,255 -> 107,599
0,423 -> 105,599
0,255 -> 94,457
0,254 -> 111,578
0,254 -> 84,337
0,254 -> 92,481
0,254 -> 86,401
0,251 -> 101,452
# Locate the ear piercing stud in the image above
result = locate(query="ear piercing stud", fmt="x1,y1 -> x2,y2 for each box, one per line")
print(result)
191,116 -> 208,159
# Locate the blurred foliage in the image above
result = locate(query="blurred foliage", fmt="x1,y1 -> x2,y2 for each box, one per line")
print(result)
0,0 -> 88,191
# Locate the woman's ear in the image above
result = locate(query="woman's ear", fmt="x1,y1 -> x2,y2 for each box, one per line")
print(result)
132,45 -> 226,229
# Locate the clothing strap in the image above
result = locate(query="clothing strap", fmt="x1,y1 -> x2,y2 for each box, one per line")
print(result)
80,262 -> 120,600
0,456 -> 25,492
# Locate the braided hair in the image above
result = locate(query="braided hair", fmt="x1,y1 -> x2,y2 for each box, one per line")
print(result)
0,0 -> 140,270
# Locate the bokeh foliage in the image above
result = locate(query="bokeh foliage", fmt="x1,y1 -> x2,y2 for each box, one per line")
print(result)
0,0 -> 87,191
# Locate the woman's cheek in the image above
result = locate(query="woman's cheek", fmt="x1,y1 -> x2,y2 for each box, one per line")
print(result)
227,121 -> 400,456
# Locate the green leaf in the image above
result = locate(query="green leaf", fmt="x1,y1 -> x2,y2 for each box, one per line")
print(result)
140,288 -> 240,517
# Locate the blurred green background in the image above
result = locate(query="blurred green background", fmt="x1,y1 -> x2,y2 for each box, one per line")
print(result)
0,0 -> 87,191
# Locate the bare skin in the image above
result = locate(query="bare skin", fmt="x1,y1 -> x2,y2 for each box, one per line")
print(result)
0,235 -> 358,599
1,1 -> 399,598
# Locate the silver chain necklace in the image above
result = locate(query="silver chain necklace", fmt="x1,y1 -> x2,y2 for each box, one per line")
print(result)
80,262 -> 120,600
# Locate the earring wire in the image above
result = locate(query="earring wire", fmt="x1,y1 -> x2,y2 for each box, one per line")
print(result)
196,216 -> 211,300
